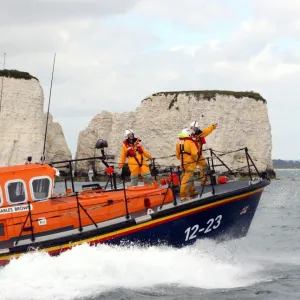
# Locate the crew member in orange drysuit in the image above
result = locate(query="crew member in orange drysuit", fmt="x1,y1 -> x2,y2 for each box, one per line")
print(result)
176,128 -> 199,200
119,129 -> 153,186
190,121 -> 217,185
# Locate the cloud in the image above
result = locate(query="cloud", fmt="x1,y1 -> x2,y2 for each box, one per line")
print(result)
0,0 -> 140,25
252,0 -> 300,28
132,0 -> 235,29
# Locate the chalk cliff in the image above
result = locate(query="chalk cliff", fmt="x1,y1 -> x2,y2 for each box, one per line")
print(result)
75,91 -> 273,175
43,113 -> 72,163
0,70 -> 71,166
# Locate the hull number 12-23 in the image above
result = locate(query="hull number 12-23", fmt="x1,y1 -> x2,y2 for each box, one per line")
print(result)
184,215 -> 222,241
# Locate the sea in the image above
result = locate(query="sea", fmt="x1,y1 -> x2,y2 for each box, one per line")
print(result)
0,169 -> 299,300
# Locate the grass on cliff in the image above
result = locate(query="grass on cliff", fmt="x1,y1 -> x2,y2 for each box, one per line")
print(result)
0,69 -> 38,81
143,90 -> 266,109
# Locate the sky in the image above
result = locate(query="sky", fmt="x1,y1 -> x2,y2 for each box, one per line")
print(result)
0,0 -> 299,159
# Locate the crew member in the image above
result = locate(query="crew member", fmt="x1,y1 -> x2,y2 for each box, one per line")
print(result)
119,129 -> 153,186
190,121 -> 217,185
176,128 -> 199,200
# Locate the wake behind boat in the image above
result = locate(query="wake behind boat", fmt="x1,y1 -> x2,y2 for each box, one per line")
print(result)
0,140 -> 270,266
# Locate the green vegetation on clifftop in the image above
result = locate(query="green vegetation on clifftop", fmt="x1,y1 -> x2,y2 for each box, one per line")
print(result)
0,69 -> 38,81
143,90 -> 266,110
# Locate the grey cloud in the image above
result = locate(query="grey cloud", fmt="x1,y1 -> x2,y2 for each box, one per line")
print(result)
0,25 -> 65,56
252,0 -> 300,22
0,0 -> 140,25
133,0 -> 235,29
243,0 -> 300,36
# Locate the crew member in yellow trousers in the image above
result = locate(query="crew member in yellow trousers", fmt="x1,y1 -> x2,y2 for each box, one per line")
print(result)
119,129 -> 153,186
176,128 -> 199,201
190,121 -> 218,185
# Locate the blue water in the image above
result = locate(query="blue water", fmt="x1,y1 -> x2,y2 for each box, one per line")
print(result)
0,170 -> 299,300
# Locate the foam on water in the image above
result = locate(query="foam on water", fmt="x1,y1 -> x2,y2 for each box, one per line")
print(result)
2,175 -> 299,300
0,241 -> 267,300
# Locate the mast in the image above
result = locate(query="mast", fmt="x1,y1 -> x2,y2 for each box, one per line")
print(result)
41,53 -> 56,163
0,53 -> 6,113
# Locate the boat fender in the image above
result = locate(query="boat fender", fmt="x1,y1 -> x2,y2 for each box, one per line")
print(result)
106,166 -> 114,175
160,178 -> 170,185
168,174 -> 179,187
144,198 -> 151,208
218,176 -> 228,184
160,178 -> 166,185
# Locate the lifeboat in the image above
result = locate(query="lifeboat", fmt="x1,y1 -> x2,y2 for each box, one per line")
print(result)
0,145 -> 270,266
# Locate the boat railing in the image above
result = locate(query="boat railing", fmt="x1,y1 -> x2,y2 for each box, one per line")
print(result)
75,192 -> 98,232
207,146 -> 264,180
5,145 -> 267,246
155,146 -> 268,207
51,145 -> 266,207
14,202 -> 35,245
12,189 -> 128,245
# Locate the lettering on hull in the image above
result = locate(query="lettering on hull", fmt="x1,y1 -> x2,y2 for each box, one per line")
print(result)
184,215 -> 222,241
0,204 -> 33,215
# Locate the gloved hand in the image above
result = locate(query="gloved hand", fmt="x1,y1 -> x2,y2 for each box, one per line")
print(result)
194,128 -> 202,135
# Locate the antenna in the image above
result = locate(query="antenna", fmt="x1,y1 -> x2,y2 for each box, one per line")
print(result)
0,52 -> 6,113
41,53 -> 56,163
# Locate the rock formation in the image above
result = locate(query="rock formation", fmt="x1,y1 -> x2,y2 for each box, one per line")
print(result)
75,90 -> 273,175
0,70 -> 71,166
43,113 -> 72,163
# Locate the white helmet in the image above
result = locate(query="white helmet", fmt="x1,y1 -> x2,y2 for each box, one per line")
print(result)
124,129 -> 134,139
190,121 -> 199,128
178,128 -> 192,138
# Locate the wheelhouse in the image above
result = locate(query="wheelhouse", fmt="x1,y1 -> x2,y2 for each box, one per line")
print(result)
0,164 -> 56,207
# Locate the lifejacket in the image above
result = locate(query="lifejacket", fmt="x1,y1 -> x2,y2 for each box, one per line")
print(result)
178,137 -> 193,171
199,136 -> 206,145
194,128 -> 206,146
190,136 -> 202,163
178,137 -> 192,155
192,133 -> 206,157
124,139 -> 143,156
123,138 -> 144,167
191,136 -> 200,151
